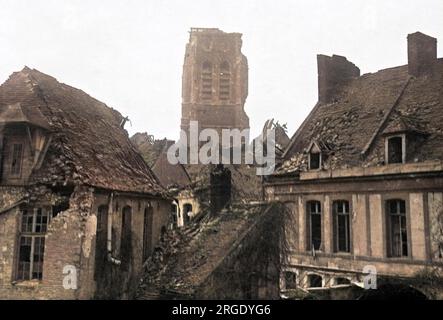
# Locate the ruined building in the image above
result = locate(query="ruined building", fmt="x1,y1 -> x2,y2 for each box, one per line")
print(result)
131,28 -> 261,229
265,32 -> 443,297
0,68 -> 170,299
180,28 -> 249,137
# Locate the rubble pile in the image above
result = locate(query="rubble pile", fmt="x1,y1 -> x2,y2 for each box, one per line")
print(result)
137,203 -> 270,299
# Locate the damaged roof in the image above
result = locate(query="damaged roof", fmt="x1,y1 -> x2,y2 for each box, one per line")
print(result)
0,102 -> 51,130
278,60 -> 443,174
0,67 -> 165,195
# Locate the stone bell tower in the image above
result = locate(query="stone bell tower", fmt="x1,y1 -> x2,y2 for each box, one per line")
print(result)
180,28 -> 249,137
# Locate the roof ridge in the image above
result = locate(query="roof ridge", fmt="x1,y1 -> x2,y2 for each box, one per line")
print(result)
282,101 -> 321,158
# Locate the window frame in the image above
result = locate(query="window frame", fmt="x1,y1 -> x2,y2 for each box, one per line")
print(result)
120,206 -> 132,270
386,199 -> 409,258
308,152 -> 322,170
307,274 -> 323,288
10,143 -> 24,177
201,61 -> 213,101
385,134 -> 406,164
283,271 -> 298,290
143,205 -> 154,261
16,207 -> 51,281
94,205 -> 108,280
219,61 -> 231,101
333,200 -> 351,253
306,200 -> 322,251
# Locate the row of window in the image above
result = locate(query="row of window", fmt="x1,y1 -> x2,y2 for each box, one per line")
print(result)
308,136 -> 406,170
306,199 -> 408,258
201,61 -> 231,101
284,271 -> 351,290
16,204 -> 155,281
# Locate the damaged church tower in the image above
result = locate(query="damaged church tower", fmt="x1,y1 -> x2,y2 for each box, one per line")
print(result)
180,28 -> 250,137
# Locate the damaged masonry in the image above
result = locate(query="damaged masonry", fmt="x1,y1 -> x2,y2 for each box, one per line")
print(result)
1,27 -> 443,301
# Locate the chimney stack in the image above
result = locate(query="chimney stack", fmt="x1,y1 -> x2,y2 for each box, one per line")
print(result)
408,32 -> 437,77
317,54 -> 360,103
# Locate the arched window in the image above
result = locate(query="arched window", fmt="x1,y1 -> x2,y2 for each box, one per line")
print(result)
386,199 -> 408,257
94,205 -> 108,280
143,206 -> 153,261
308,274 -> 323,288
171,203 -> 178,226
219,61 -> 231,101
333,200 -> 350,253
307,201 -> 322,251
121,206 -> 132,269
201,61 -> 213,100
183,203 -> 193,224
334,277 -> 351,286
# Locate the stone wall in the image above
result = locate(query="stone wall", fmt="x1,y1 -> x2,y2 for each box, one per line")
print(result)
265,174 -> 443,290
0,187 -> 170,300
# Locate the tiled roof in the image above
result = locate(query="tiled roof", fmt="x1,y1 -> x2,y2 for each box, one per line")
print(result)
152,151 -> 191,189
0,67 -> 165,195
278,59 -> 443,174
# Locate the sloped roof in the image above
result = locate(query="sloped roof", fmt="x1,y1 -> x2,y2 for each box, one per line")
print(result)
0,102 -> 50,130
152,151 -> 191,189
278,59 -> 443,174
131,132 -> 175,167
0,67 -> 165,195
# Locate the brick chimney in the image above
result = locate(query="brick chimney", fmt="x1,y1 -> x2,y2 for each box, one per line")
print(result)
210,164 -> 231,215
408,32 -> 437,77
317,54 -> 360,103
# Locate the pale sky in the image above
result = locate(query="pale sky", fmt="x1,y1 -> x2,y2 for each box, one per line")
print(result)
1,0 -> 442,140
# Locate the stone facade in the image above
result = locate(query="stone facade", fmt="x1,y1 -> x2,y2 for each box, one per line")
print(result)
266,31 -> 443,297
0,68 -> 171,299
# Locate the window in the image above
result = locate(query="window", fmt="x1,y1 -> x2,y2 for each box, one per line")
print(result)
17,208 -> 50,280
121,206 -> 132,269
201,61 -> 213,100
171,204 -> 178,226
309,152 -> 321,170
333,201 -> 350,253
11,143 -> 23,176
94,205 -> 108,280
387,136 -> 404,164
308,274 -> 323,288
387,200 -> 408,257
183,203 -> 193,224
219,61 -> 230,101
284,271 -> 297,290
307,201 -> 322,251
143,206 -> 153,261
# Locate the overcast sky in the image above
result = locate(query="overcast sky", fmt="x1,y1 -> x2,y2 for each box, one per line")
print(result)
1,0 -> 442,140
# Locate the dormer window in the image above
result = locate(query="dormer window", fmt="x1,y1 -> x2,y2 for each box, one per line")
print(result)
11,143 -> 23,176
307,141 -> 326,170
386,135 -> 405,164
309,152 -> 321,170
